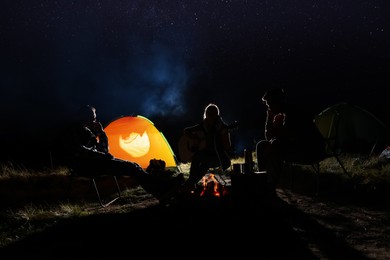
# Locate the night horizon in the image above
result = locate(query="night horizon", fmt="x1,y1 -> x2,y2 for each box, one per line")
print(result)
1,1 -> 389,168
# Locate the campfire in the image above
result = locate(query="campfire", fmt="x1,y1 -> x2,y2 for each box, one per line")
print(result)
196,173 -> 230,198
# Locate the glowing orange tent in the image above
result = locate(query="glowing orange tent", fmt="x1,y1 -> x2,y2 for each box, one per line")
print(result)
104,115 -> 177,169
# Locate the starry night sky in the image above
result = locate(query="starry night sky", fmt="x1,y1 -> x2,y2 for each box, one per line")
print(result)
1,1 -> 389,167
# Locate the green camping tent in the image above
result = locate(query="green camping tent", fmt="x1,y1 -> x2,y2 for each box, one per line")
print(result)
314,103 -> 390,155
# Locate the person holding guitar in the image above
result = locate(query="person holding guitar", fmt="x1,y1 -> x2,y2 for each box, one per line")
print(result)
180,103 -> 232,190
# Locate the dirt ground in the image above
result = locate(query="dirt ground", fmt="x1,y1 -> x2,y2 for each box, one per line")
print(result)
276,188 -> 390,259
0,174 -> 389,259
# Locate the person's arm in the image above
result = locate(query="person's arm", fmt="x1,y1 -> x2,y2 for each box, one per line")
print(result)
96,126 -> 109,153
265,109 -> 285,140
86,121 -> 109,153
214,117 -> 231,150
219,126 -> 231,151
78,145 -> 114,159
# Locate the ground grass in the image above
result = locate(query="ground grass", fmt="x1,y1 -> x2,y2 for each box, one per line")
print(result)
0,154 -> 389,248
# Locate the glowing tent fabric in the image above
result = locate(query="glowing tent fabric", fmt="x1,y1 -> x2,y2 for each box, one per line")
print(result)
104,115 -> 177,169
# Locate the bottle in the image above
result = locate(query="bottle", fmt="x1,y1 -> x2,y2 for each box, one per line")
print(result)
244,148 -> 253,174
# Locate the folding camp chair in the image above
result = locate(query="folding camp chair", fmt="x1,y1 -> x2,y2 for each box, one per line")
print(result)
285,110 -> 348,195
68,169 -> 122,208
314,110 -> 348,175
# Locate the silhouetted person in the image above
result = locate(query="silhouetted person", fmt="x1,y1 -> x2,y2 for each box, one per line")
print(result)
63,105 -> 183,203
181,103 -> 232,189
256,88 -> 325,192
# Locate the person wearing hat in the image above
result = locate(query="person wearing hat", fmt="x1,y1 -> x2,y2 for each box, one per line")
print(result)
256,88 -> 326,194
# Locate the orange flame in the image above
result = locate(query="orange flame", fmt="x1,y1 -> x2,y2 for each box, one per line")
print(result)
199,173 -> 221,197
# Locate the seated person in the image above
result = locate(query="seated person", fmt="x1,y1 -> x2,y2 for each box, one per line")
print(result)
62,105 -> 184,203
256,88 -> 326,192
181,103 -> 232,189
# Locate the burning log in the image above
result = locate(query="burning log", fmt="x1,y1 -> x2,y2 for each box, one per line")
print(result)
198,173 -> 229,197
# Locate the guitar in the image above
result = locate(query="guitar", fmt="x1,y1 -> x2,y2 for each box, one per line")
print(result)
178,121 -> 239,163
